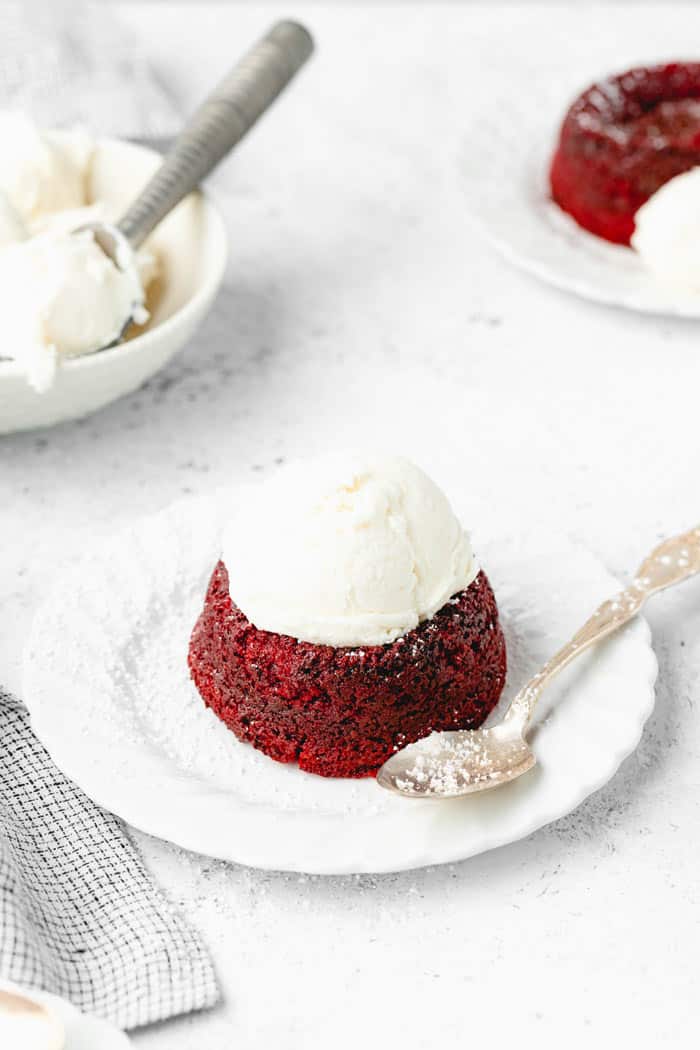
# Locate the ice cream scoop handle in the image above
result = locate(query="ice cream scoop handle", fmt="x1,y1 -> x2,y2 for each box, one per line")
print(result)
117,20 -> 313,248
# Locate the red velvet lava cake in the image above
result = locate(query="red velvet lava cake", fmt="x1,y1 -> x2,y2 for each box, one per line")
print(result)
189,562 -> 506,779
550,62 -> 700,245
188,456 -> 507,779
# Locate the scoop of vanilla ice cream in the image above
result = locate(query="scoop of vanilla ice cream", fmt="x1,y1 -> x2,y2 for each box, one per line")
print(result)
0,229 -> 146,392
221,455 -> 478,647
35,202 -> 160,292
0,112 -> 91,223
632,168 -> 700,289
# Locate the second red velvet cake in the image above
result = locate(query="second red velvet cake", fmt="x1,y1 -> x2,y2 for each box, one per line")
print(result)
550,62 -> 700,244
189,561 -> 506,778
188,456 -> 507,778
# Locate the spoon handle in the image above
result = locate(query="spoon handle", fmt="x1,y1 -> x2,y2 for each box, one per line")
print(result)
505,525 -> 700,730
117,20 -> 313,248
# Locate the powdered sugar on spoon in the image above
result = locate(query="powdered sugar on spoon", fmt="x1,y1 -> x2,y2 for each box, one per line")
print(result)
378,526 -> 700,799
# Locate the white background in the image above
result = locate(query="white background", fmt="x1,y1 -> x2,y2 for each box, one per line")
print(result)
2,4 -> 700,1047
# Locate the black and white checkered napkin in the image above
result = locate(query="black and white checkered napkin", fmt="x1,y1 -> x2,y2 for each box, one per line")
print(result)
0,692 -> 219,1030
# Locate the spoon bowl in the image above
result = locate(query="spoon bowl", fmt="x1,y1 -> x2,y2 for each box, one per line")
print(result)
377,723 -> 536,798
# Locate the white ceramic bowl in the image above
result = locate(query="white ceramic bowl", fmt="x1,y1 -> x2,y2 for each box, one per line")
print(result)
0,137 -> 228,434
0,980 -> 130,1049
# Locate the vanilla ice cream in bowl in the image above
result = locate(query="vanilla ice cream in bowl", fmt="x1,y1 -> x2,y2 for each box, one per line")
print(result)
0,21 -> 315,433
0,113 -> 228,434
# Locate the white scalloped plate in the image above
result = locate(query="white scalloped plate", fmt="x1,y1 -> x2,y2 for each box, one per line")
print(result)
460,107 -> 700,317
22,492 -> 657,874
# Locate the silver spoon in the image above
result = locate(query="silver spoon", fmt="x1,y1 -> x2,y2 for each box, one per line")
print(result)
79,19 -> 314,346
377,525 -> 700,799
0,988 -> 65,1050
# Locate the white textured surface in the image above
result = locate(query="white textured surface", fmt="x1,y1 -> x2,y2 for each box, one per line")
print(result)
2,2 -> 700,1046
22,493 -> 656,872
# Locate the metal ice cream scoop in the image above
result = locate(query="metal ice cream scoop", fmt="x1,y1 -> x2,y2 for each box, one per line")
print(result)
377,526 -> 700,799
81,20 -> 314,347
